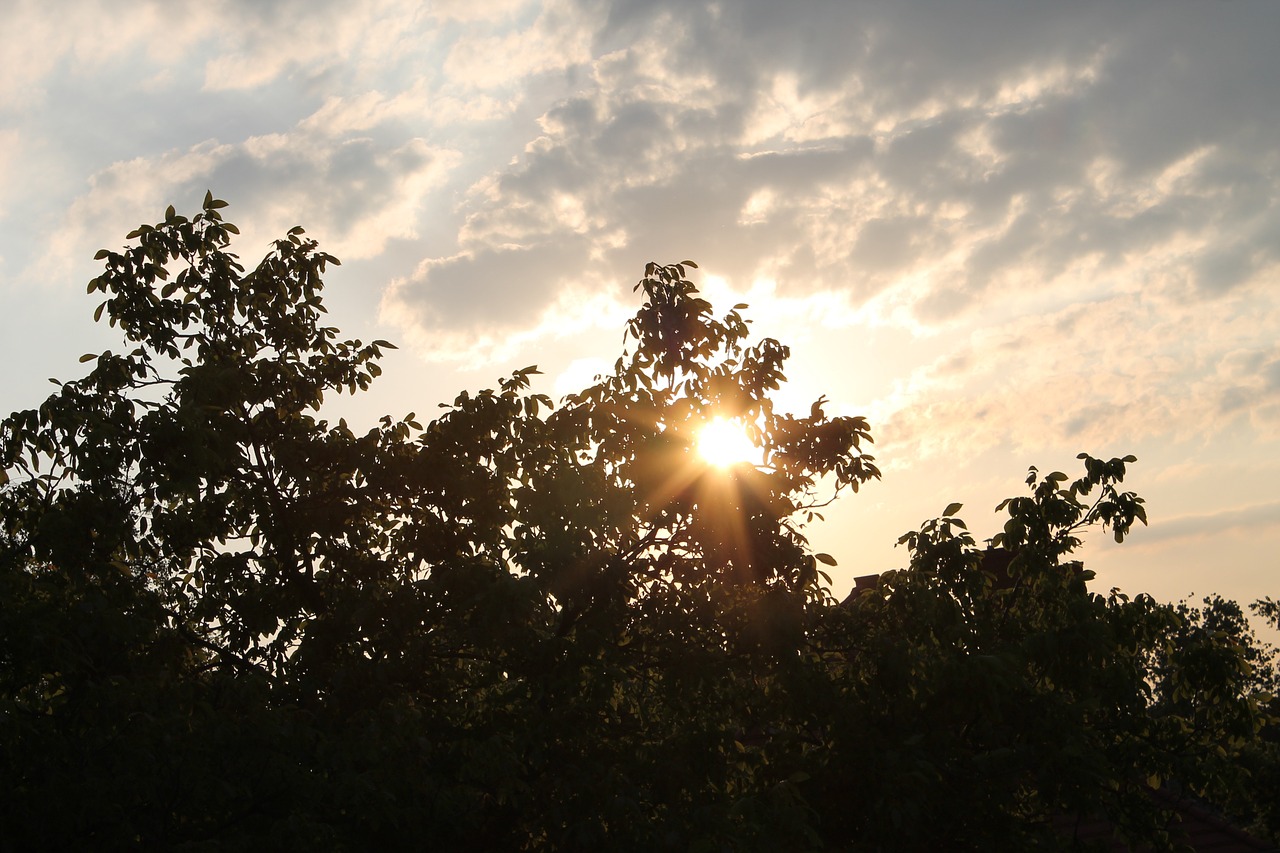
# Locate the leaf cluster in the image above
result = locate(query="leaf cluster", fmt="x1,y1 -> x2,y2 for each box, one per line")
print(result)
0,202 -> 1273,851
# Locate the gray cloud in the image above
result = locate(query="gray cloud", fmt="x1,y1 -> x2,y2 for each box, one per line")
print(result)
379,0 -> 1280,358
7,0 -> 1280,450
1142,501 -> 1280,545
394,239 -> 596,329
7,0 -> 1280,614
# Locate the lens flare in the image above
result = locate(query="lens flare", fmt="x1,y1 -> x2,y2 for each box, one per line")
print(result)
697,418 -> 757,468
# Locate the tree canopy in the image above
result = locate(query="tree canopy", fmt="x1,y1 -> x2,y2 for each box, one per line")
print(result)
1,197 -> 1276,851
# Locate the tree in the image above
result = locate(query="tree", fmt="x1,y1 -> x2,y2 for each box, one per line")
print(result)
0,197 -> 1273,851
806,465 -> 1272,851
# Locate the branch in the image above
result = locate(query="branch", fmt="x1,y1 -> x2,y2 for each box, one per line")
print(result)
165,610 -> 276,683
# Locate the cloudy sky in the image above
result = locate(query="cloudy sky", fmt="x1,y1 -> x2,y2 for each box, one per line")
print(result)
3,0 -> 1278,606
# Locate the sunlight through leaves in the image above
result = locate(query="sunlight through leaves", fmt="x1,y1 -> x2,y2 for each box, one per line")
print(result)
697,417 -> 758,468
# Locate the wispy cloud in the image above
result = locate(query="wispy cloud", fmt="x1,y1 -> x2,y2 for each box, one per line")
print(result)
1139,501 -> 1280,546
34,127 -> 459,289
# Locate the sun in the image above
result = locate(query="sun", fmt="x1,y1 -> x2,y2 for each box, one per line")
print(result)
697,418 -> 758,468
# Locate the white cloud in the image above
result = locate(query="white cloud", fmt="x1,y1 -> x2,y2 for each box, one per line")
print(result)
36,124 -> 460,289
0,0 -> 179,109
442,0 -> 598,89
300,85 -> 515,137
366,2 -> 1270,402
380,242 -> 632,366
0,129 -> 22,217
873,269 -> 1280,466
1141,501 -> 1280,546
41,140 -> 233,277
200,0 -> 432,91
427,0 -> 535,23
20,0 -> 1262,449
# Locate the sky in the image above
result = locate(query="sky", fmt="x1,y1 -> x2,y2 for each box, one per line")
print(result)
2,0 -> 1278,607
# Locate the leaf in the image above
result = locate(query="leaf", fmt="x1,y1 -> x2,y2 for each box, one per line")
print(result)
79,353 -> 97,363
815,553 -> 838,566
943,502 -> 963,518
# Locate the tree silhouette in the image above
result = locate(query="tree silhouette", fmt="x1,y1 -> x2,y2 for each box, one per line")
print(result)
0,197 -> 1273,850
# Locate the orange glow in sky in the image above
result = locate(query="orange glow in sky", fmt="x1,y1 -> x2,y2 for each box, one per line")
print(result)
697,418 -> 758,468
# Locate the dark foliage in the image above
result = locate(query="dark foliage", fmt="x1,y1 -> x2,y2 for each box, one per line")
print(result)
1,198 -> 1274,851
